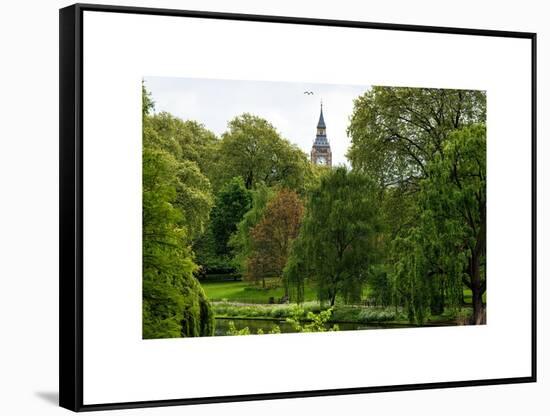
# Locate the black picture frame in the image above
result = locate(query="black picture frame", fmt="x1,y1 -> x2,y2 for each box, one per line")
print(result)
59,3 -> 537,412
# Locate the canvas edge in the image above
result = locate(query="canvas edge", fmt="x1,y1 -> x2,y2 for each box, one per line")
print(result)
58,3 -> 537,412
59,4 -> 84,412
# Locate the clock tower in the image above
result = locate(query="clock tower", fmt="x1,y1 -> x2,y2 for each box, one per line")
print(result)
310,103 -> 332,167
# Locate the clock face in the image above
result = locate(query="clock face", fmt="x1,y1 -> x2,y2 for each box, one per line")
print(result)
317,156 -> 326,165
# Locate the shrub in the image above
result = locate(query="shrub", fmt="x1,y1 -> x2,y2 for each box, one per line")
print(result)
356,308 -> 397,323
226,321 -> 250,335
225,321 -> 281,336
286,307 -> 339,332
212,301 -> 322,319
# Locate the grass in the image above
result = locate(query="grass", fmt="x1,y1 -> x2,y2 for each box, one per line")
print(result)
202,280 -> 477,326
202,281 -> 484,307
201,280 -> 318,304
463,288 -> 487,305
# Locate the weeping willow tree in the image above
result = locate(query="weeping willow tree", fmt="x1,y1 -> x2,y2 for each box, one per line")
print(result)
283,236 -> 307,303
390,124 -> 486,324
285,167 -> 381,306
142,84 -> 215,338
390,225 -> 466,324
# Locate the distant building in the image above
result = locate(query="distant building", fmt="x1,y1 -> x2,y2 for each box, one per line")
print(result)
310,103 -> 332,167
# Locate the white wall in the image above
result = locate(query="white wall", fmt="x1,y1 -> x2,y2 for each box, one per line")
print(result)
0,0 -> 547,414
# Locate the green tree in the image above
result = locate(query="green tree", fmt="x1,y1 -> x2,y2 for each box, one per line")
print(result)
287,167 -> 381,306
172,159 -> 213,240
217,113 -> 311,191
391,124 -> 486,324
347,87 -> 486,188
229,183 -> 276,274
210,177 -> 252,257
147,112 -> 220,184
142,145 -> 214,338
143,116 -> 214,243
142,85 -> 214,338
368,265 -> 392,306
142,81 -> 154,117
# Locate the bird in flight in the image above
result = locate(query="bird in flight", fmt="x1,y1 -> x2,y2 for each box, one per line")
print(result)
303,91 -> 314,95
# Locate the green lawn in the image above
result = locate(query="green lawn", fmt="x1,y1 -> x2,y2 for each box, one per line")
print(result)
201,281 -> 478,327
463,288 -> 487,304
201,280 -> 318,304
201,280 -> 481,326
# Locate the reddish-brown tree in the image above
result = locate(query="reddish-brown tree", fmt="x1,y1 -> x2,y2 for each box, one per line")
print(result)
246,189 -> 304,290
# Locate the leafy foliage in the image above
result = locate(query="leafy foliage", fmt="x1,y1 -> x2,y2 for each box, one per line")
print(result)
347,86 -> 486,188
142,85 -> 215,338
286,307 -> 339,333
212,301 -> 321,319
217,113 -> 312,191
390,124 -> 486,324
147,112 -> 219,185
286,167 -> 382,306
368,265 -> 393,306
141,82 -> 488,338
225,320 -> 282,336
229,183 -> 276,274
246,189 -> 304,288
210,177 -> 252,256
224,307 -> 338,336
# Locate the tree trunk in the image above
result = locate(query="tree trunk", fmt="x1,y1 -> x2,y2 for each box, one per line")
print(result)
469,208 -> 486,325
329,290 -> 336,307
470,253 -> 485,325
430,279 -> 445,315
472,285 -> 484,325
245,171 -> 253,189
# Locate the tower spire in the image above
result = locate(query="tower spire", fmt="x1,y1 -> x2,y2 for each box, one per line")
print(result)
317,101 -> 326,130
311,101 -> 331,167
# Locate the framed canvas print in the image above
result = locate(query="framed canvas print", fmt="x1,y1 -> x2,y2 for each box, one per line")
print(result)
59,3 -> 537,412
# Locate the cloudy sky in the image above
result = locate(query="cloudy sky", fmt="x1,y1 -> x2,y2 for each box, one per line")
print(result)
144,76 -> 371,166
